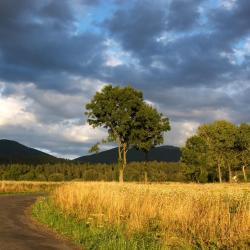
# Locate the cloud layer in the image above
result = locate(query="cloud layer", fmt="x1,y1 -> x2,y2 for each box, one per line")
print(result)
0,0 -> 249,158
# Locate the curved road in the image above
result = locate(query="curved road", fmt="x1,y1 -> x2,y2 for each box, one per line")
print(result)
0,194 -> 78,250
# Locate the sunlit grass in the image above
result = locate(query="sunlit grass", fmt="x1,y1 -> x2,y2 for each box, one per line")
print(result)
0,180 -> 61,193
36,182 -> 250,249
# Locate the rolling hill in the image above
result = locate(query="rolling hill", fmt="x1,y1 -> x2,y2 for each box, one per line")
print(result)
0,139 -> 61,164
0,139 -> 181,164
75,145 -> 181,164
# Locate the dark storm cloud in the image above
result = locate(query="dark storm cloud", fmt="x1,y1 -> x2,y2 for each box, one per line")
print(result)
104,1 -> 166,54
104,0 -> 204,53
0,0 -> 249,157
167,0 -> 204,31
1,0 -> 249,92
103,0 -> 249,90
39,0 -> 75,23
0,0 -> 105,92
211,0 -> 250,42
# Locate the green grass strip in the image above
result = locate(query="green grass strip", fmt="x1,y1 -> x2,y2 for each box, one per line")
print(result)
32,197 -> 162,250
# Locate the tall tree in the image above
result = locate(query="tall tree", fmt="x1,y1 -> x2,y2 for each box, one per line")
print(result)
236,123 -> 250,181
85,85 -> 170,182
132,104 -> 170,182
198,120 -> 237,183
181,135 -> 210,182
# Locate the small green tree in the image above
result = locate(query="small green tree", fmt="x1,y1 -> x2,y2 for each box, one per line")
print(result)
132,104 -> 170,182
85,85 -> 170,182
198,120 -> 237,183
181,135 -> 209,182
236,123 -> 250,181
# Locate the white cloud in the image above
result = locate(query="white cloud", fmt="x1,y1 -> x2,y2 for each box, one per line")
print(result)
156,32 -> 177,45
104,39 -> 124,67
233,38 -> 250,63
145,99 -> 159,108
63,123 -> 106,143
221,37 -> 250,65
104,38 -> 139,67
221,0 -> 237,10
0,94 -> 36,126
106,57 -> 123,67
166,121 -> 200,146
151,60 -> 166,70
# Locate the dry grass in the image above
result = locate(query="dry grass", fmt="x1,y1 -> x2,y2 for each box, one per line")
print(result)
52,182 -> 250,248
0,181 -> 61,193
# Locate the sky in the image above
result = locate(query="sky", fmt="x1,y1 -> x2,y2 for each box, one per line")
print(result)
0,0 -> 250,159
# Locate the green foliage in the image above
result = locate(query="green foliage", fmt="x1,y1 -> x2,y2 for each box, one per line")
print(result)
48,173 -> 64,182
182,120 -> 250,182
182,135 -> 208,167
85,85 -> 144,142
85,85 -> 170,182
0,162 -> 189,182
0,161 -> 249,183
32,197 -> 163,250
89,143 -> 100,154
132,104 -> 170,153
236,124 -> 250,165
181,135 -> 211,183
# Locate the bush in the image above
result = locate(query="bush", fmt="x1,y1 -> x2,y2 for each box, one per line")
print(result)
48,173 -> 64,182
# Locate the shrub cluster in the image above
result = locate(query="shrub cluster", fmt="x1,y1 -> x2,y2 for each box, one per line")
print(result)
0,162 -> 188,182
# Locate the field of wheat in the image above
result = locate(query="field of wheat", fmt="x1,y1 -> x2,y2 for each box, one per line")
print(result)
47,182 -> 250,249
0,181 -> 61,193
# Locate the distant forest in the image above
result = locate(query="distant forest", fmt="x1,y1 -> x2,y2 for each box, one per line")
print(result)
0,162 -> 249,183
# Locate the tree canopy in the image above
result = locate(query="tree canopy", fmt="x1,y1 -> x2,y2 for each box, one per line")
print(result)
182,120 -> 250,182
85,85 -> 170,182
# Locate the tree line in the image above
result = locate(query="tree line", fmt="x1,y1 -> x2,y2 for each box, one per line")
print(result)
0,162 -> 186,182
182,120 -> 250,183
0,160 -> 248,182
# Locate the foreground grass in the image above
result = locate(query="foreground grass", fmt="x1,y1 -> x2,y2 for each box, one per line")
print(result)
0,181 -> 61,194
33,197 -> 161,250
32,182 -> 250,249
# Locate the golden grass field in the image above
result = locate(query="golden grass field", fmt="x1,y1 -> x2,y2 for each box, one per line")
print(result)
0,181 -> 61,193
1,180 -> 250,248
52,182 -> 250,248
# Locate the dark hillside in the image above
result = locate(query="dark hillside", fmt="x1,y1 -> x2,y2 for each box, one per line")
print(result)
0,139 -> 61,164
75,145 -> 181,164
0,139 -> 181,165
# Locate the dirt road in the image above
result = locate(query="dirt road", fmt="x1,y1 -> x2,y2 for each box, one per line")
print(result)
0,194 -> 77,250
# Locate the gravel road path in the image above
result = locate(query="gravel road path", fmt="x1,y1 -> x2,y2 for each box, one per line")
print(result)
0,194 -> 77,250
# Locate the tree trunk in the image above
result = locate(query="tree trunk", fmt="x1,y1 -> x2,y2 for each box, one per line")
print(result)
118,143 -> 122,162
228,165 -> 232,183
119,168 -> 124,183
119,144 -> 127,183
242,165 -> 247,182
118,143 -> 123,182
218,164 -> 222,183
144,171 -> 148,183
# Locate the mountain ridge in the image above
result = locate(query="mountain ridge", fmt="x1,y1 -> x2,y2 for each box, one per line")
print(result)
75,145 -> 181,164
0,139 -> 61,164
0,139 -> 181,164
